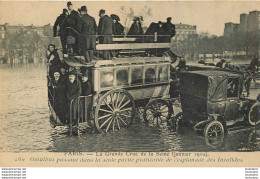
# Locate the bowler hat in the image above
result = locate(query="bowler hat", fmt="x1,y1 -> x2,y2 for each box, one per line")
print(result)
80,6 -> 87,12
167,17 -> 172,21
99,9 -> 105,16
67,1 -> 72,6
69,70 -> 76,76
82,71 -> 89,77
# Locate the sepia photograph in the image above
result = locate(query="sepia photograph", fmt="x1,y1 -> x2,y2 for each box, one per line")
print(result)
0,1 -> 259,165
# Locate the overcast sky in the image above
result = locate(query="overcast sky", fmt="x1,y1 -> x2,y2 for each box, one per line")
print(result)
0,1 -> 259,36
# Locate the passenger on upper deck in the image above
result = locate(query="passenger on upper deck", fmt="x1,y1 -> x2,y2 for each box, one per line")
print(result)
79,6 -> 97,63
155,21 -> 167,43
111,14 -> 124,36
65,1 -> 81,54
163,17 -> 175,42
98,9 -> 115,60
46,44 -> 62,78
128,17 -> 144,37
53,9 -> 68,53
66,71 -> 82,125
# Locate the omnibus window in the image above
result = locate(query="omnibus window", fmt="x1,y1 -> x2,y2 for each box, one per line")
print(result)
145,67 -> 156,84
100,70 -> 113,88
158,66 -> 168,82
131,68 -> 143,85
117,69 -> 129,86
227,78 -> 239,98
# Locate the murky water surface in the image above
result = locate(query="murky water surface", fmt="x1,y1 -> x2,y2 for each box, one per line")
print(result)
0,64 -> 259,152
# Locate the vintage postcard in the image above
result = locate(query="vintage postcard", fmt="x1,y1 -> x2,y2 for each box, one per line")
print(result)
0,0 -> 259,168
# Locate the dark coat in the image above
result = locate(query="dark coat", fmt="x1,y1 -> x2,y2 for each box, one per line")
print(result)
128,21 -> 143,35
163,22 -> 175,37
79,14 -> 97,35
81,81 -> 92,96
47,50 -> 61,66
51,78 -> 66,115
65,10 -> 80,32
98,15 -> 114,35
66,79 -> 82,102
53,13 -> 67,36
114,21 -> 124,35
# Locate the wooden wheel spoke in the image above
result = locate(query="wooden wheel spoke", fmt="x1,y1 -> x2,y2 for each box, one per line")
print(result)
118,94 -> 126,109
115,92 -> 120,108
99,108 -> 113,114
100,116 -> 112,128
104,99 -> 114,111
112,117 -> 116,131
116,118 -> 120,130
159,105 -> 167,112
161,114 -> 168,118
98,113 -> 112,120
119,116 -> 128,126
110,93 -> 115,109
120,107 -> 132,113
105,117 -> 113,132
120,113 -> 132,118
119,100 -> 131,110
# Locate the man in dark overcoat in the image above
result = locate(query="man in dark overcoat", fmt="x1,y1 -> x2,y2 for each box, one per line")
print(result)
78,6 -> 97,63
53,9 -> 68,53
98,9 -> 115,60
163,17 -> 175,42
66,71 -> 82,125
65,1 -> 81,54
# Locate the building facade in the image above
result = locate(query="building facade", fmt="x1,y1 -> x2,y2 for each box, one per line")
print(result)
173,23 -> 197,41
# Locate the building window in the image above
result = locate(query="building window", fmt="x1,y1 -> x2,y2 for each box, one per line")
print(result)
116,69 -> 129,86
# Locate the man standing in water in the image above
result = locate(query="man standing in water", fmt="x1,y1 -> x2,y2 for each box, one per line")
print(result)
66,71 -> 82,125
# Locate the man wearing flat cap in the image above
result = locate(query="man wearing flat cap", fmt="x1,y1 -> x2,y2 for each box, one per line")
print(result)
78,6 -> 97,63
98,9 -> 115,60
163,17 -> 175,42
65,1 -> 81,54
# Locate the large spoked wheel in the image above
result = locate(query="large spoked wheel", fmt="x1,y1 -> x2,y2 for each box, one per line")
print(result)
172,112 -> 183,129
95,89 -> 136,133
248,102 -> 260,126
143,99 -> 173,126
204,121 -> 225,147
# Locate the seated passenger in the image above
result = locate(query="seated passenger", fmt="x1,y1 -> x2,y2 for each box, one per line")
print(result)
66,71 -> 82,125
156,21 -> 167,43
216,58 -> 225,68
46,44 -> 62,79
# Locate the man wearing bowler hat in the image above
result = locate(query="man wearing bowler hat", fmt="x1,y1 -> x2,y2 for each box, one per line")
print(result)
79,6 -> 97,63
65,1 -> 80,54
98,9 -> 115,60
163,17 -> 175,42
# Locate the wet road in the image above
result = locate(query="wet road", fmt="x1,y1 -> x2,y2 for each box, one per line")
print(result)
0,63 -> 259,152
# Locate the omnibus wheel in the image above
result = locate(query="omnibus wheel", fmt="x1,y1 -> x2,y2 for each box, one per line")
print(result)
143,99 -> 173,126
248,102 -> 260,126
95,89 -> 135,133
172,112 -> 183,129
204,121 -> 224,148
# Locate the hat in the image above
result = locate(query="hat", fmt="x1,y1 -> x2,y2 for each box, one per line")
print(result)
63,9 -> 68,14
80,6 -> 87,12
82,71 -> 89,78
158,21 -> 163,24
69,70 -> 76,76
67,1 -> 72,6
133,16 -> 140,21
99,9 -> 105,16
167,17 -> 172,21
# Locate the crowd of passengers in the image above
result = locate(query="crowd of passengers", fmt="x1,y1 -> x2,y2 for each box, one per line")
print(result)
47,44 -> 92,125
53,1 -> 176,62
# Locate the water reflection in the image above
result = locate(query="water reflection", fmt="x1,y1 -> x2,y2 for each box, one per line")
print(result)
0,63 -> 259,152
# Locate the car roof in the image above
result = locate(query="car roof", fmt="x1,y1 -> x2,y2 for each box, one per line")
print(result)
182,70 -> 241,78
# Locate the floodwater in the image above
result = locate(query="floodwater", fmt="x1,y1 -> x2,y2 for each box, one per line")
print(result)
0,63 -> 259,152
